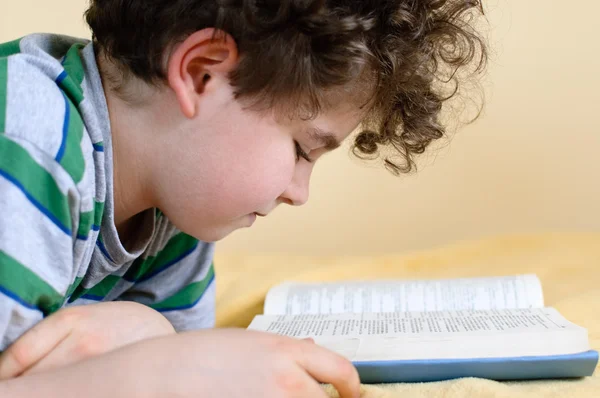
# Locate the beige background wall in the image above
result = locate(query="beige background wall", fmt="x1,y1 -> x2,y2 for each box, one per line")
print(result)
2,1 -> 599,256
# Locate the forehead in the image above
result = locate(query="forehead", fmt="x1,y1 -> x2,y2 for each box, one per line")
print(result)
273,96 -> 364,133
247,76 -> 374,141
293,101 -> 366,149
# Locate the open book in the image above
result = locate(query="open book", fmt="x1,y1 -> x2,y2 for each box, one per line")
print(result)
248,274 -> 598,383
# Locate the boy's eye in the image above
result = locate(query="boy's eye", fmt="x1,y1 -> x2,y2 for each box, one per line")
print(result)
295,141 -> 313,163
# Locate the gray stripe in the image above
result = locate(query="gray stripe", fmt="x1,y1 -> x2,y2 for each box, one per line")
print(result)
161,282 -> 217,331
1,135 -> 75,196
0,178 -> 75,295
80,44 -> 109,207
18,35 -> 77,80
5,57 -> 65,159
74,133 -> 95,214
0,299 -> 43,351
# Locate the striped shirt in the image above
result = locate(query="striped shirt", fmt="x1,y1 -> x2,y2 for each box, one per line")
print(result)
0,34 -> 216,350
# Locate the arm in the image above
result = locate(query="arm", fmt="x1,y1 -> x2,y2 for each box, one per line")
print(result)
0,133 -> 79,348
0,134 -> 175,378
0,329 -> 361,398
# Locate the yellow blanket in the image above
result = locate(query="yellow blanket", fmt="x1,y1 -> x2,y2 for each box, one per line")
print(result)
214,232 -> 600,397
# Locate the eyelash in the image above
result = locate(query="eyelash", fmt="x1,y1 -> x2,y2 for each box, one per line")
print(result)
295,141 -> 313,163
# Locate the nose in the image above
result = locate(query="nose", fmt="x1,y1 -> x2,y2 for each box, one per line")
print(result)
279,164 -> 312,207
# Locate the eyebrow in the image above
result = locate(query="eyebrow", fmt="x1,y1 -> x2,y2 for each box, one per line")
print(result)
307,127 -> 341,151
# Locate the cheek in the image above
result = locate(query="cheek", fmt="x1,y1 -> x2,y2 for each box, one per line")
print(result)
160,145 -> 293,241
163,98 -> 298,236
220,137 -> 295,210
191,121 -> 295,217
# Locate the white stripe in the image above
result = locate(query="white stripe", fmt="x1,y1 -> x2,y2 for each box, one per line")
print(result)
75,130 -> 95,213
5,57 -> 65,161
0,295 -> 44,351
18,34 -> 81,78
3,133 -> 76,199
0,178 -> 75,295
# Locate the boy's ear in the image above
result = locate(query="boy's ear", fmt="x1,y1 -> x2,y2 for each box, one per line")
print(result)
167,29 -> 239,118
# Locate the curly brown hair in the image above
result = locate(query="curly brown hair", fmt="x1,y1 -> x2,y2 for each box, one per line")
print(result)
85,0 -> 487,175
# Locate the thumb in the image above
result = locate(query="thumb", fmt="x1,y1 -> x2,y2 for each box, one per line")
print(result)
0,310 -> 72,380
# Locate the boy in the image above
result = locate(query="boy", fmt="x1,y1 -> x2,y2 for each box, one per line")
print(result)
0,0 -> 486,396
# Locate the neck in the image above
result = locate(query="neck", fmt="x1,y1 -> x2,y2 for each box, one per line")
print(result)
99,60 -> 162,235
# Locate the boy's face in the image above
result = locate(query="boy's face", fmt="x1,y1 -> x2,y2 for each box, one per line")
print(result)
150,29 -> 368,242
155,86 -> 364,242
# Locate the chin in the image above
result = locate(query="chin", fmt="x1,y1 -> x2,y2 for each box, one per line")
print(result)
165,213 -> 251,243
189,229 -> 230,243
184,223 -> 245,243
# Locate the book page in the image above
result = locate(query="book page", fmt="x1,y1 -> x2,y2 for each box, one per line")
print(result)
248,308 -> 589,361
263,274 -> 544,315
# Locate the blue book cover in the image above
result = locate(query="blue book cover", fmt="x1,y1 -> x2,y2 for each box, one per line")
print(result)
354,350 -> 599,384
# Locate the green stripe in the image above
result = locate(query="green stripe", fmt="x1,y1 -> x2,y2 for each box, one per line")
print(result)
64,277 -> 83,299
68,275 -> 121,303
59,95 -> 85,183
78,210 -> 93,238
77,201 -> 105,238
61,276 -> 84,306
0,250 -> 63,315
59,43 -> 85,105
0,39 -> 22,133
0,38 -> 22,58
150,265 -> 215,312
86,275 -> 120,297
0,134 -> 72,234
57,43 -> 86,184
0,58 -> 7,133
93,200 -> 105,227
124,233 -> 199,282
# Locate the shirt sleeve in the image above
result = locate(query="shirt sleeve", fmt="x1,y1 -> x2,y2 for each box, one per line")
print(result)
0,134 -> 80,350
115,235 -> 217,331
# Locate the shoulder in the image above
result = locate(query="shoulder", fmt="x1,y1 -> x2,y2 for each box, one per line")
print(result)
1,34 -> 94,178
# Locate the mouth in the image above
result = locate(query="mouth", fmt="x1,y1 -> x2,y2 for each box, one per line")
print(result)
254,212 -> 267,217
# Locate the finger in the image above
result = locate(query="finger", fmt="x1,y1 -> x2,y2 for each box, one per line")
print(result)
0,310 -> 73,380
291,339 -> 361,398
21,331 -> 85,376
289,365 -> 330,398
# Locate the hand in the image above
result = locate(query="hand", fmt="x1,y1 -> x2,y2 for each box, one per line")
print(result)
4,329 -> 361,398
128,329 -> 361,398
0,301 -> 175,379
